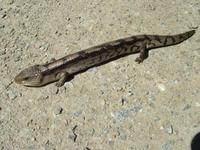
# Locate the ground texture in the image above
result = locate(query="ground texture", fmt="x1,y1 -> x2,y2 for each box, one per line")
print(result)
0,0 -> 200,149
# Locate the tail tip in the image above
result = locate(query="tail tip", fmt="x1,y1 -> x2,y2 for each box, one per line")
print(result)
187,30 -> 196,37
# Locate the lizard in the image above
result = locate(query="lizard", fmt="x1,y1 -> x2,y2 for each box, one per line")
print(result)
14,30 -> 195,87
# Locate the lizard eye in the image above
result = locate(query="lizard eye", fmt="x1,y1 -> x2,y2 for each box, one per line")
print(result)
24,77 -> 30,80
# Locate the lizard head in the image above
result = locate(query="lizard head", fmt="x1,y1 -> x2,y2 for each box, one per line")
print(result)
14,65 -> 44,87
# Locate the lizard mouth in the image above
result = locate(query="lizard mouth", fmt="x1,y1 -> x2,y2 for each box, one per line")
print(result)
14,74 -> 23,84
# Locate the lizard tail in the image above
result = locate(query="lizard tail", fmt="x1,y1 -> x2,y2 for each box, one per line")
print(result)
147,30 -> 196,49
167,30 -> 195,45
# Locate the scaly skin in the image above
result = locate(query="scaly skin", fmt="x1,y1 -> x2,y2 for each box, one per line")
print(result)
14,30 -> 195,87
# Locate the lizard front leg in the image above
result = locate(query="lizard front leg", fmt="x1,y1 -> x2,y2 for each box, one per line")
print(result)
55,72 -> 70,87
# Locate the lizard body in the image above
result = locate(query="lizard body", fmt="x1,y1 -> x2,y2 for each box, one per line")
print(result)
14,30 -> 195,87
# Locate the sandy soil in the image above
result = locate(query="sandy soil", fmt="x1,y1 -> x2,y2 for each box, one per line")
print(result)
0,0 -> 200,149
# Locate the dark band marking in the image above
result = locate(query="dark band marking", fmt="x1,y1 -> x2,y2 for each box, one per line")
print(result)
131,36 -> 137,40
78,51 -> 87,58
115,47 -> 122,54
115,39 -> 126,46
98,54 -> 102,62
179,35 -> 185,40
63,57 -> 68,64
144,35 -> 151,42
130,45 -> 140,52
89,57 -> 96,63
163,37 -> 168,45
109,41 -> 121,47
108,51 -> 117,58
121,44 -> 129,53
154,35 -> 162,43
124,38 -> 134,42
124,36 -> 137,43
187,32 -> 191,38
164,36 -> 176,45
170,36 -> 176,44
148,42 -> 156,48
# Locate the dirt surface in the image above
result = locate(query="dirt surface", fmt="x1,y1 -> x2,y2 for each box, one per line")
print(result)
0,0 -> 200,149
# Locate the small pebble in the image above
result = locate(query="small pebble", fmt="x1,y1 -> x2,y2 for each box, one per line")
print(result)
134,12 -> 140,16
195,102 -> 200,107
184,11 -> 188,14
68,125 -> 78,142
6,0 -> 14,5
172,79 -> 179,84
130,105 -> 143,113
47,86 -> 59,95
112,110 -> 128,122
1,13 -> 6,18
14,56 -> 21,62
108,139 -> 114,146
117,129 -> 127,140
45,140 -> 50,145
53,106 -> 63,116
100,90 -> 105,95
161,140 -> 174,150
121,97 -> 126,106
0,24 -> 5,29
0,49 -> 6,56
165,125 -> 173,134
157,83 -> 166,92
87,67 -> 97,73
111,105 -> 142,121
68,131 -> 77,142
87,128 -> 95,136
183,104 -> 191,111
39,42 -> 49,51
31,137 -> 37,142
161,124 -> 173,135
73,110 -> 83,117
127,90 -> 134,96
192,89 -> 199,96
64,82 -> 74,89
6,90 -> 18,100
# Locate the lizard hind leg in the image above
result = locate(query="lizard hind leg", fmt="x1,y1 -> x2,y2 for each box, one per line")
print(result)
135,46 -> 149,64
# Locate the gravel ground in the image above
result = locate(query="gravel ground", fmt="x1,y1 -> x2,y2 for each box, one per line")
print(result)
0,0 -> 200,149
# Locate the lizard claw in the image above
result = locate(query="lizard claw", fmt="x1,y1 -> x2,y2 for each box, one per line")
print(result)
55,82 -> 64,87
135,57 -> 143,64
